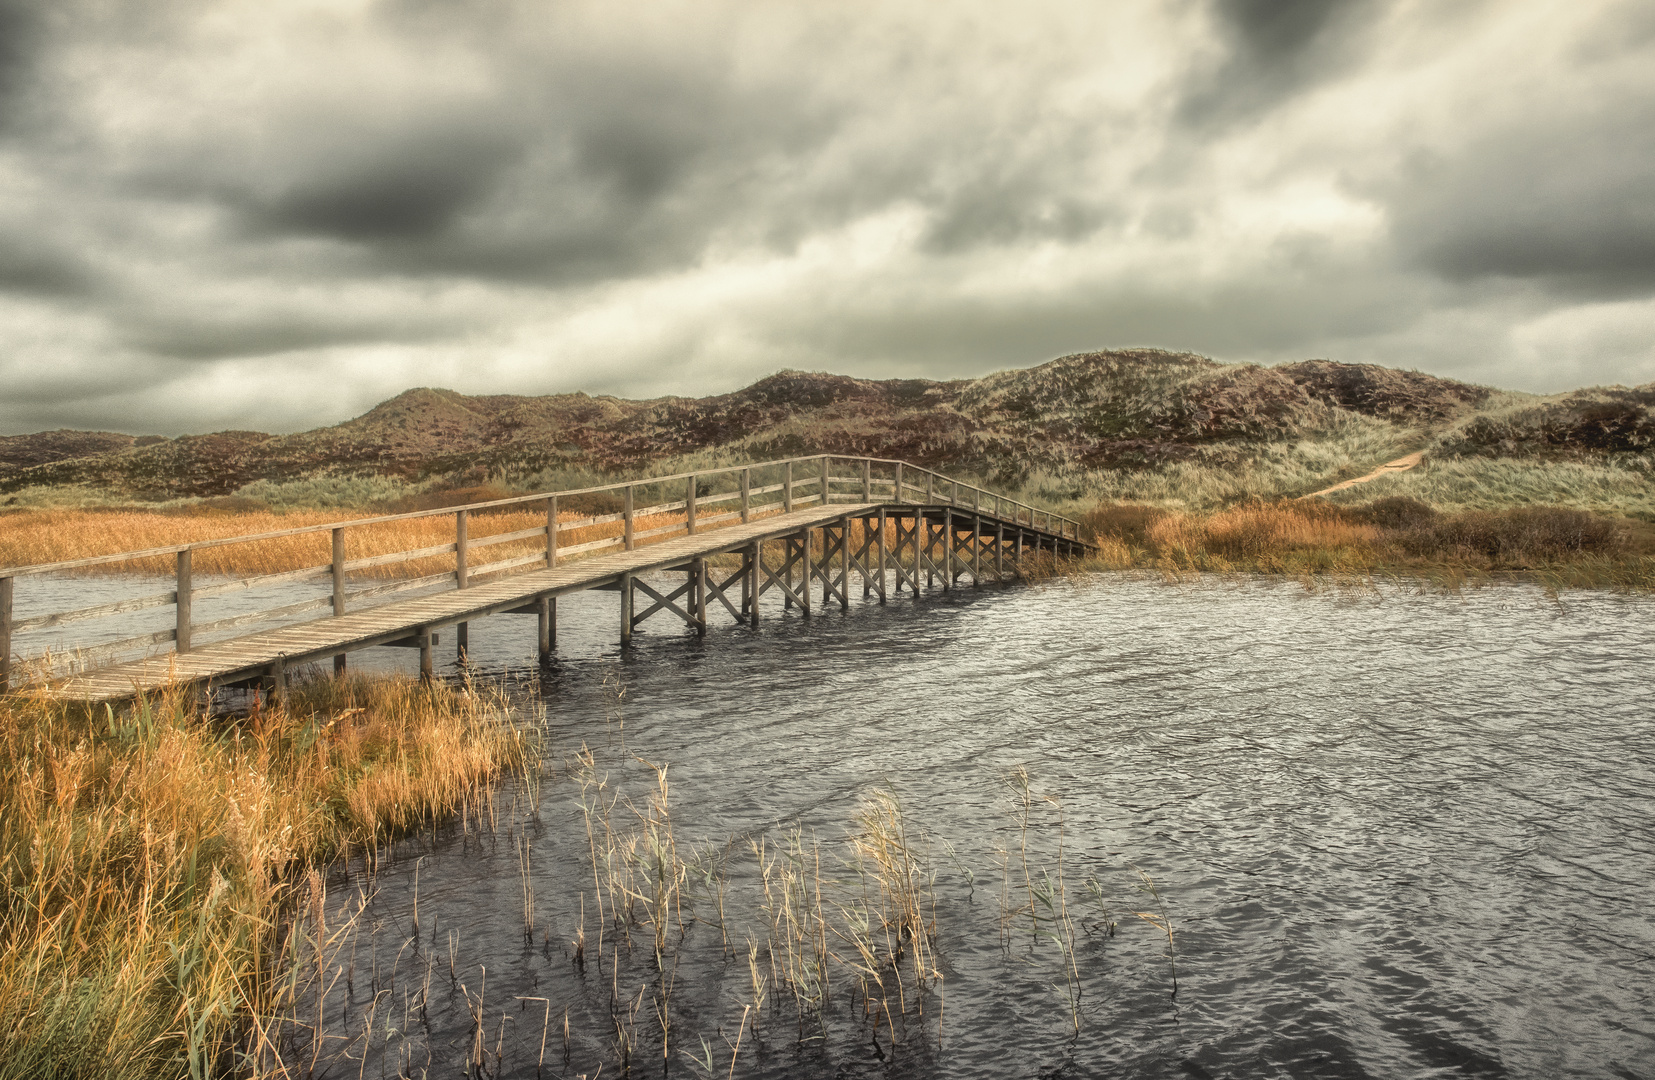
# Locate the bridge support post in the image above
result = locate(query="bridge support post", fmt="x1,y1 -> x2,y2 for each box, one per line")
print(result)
839,515 -> 851,610
538,596 -> 555,658
942,509 -> 953,591
966,516 -> 979,588
418,627 -> 433,681
693,558 -> 708,637
801,530 -> 812,615
620,574 -> 634,646
876,508 -> 887,603
457,622 -> 468,659
996,522 -> 1005,582
265,653 -> 287,706
747,542 -> 760,627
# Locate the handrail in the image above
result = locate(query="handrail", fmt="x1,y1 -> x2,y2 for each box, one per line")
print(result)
0,455 -> 1086,688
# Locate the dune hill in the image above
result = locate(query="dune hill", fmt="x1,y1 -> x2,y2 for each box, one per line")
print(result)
2,349 -> 1650,512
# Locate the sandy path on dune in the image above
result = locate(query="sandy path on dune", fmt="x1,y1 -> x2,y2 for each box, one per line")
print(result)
1299,450 -> 1426,500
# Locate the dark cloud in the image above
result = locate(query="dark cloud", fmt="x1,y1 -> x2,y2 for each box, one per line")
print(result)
1388,100 -> 1655,293
247,129 -> 523,242
1179,0 -> 1385,127
0,233 -> 96,297
0,0 -> 44,124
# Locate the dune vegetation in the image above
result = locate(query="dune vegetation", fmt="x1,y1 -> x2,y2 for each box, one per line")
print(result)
1076,498 -> 1655,591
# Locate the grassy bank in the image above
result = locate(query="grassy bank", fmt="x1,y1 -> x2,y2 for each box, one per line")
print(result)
0,675 -> 528,1079
1078,498 -> 1655,590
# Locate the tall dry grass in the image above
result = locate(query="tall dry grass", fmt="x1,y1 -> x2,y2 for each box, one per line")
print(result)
1077,498 -> 1655,588
0,506 -> 702,579
0,675 -> 527,1079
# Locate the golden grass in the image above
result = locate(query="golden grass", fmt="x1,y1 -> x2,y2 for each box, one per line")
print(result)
0,675 -> 527,1078
0,506 -> 697,579
1078,499 -> 1655,588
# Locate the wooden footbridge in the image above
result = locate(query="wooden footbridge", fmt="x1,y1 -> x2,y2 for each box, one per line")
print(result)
0,456 -> 1089,702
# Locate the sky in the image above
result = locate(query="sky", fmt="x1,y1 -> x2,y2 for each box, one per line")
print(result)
1,0 -> 1652,436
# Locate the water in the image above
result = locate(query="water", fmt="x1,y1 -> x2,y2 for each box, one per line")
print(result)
63,573 -> 1655,1076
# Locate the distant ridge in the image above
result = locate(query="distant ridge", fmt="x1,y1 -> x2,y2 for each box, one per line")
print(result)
1,349 -> 1645,503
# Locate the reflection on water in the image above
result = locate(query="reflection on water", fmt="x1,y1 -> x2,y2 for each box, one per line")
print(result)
53,573 -> 1655,1075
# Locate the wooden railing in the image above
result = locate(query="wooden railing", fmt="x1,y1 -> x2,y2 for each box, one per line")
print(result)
0,455 -> 1083,688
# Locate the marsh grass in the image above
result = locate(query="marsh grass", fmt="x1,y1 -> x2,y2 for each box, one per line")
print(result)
1077,498 -> 1655,590
0,505 -> 699,578
0,674 -> 527,1079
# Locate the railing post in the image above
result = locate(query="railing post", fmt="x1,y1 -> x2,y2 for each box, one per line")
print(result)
741,468 -> 751,524
547,495 -> 558,567
925,471 -> 934,504
332,528 -> 346,615
331,528 -> 347,674
686,476 -> 698,534
175,550 -> 192,654
0,576 -> 12,693
624,486 -> 635,551
861,459 -> 871,502
455,510 -> 469,588
893,462 -> 903,504
783,461 -> 793,513
821,456 -> 831,505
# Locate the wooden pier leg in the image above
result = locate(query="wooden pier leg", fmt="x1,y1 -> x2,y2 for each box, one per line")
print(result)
942,510 -> 953,591
925,518 -> 935,588
537,596 -> 553,659
782,537 -> 795,610
267,654 -> 287,706
620,574 -> 634,646
840,515 -> 851,610
334,653 -> 346,676
748,542 -> 761,627
457,621 -> 468,659
1016,530 -> 1024,576
996,522 -> 1005,582
892,517 -> 904,594
794,529 -> 807,615
876,508 -> 888,603
972,516 -> 982,587
693,558 -> 708,637
418,627 -> 433,682
861,518 -> 872,599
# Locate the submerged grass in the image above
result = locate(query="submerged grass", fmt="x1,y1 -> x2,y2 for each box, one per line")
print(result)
0,675 -> 527,1079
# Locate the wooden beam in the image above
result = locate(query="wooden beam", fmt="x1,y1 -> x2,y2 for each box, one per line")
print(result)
175,549 -> 192,654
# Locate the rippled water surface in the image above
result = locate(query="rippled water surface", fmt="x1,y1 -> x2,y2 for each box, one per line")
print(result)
286,575 -> 1651,1079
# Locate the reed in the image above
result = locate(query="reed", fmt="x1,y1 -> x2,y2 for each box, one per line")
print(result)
0,505 -> 697,578
0,673 -> 526,1079
1078,498 -> 1655,589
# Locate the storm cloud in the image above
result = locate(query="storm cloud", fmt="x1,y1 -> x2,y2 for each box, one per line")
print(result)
0,0 -> 1652,435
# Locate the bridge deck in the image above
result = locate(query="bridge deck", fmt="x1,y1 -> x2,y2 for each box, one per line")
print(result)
45,501 -> 1056,703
